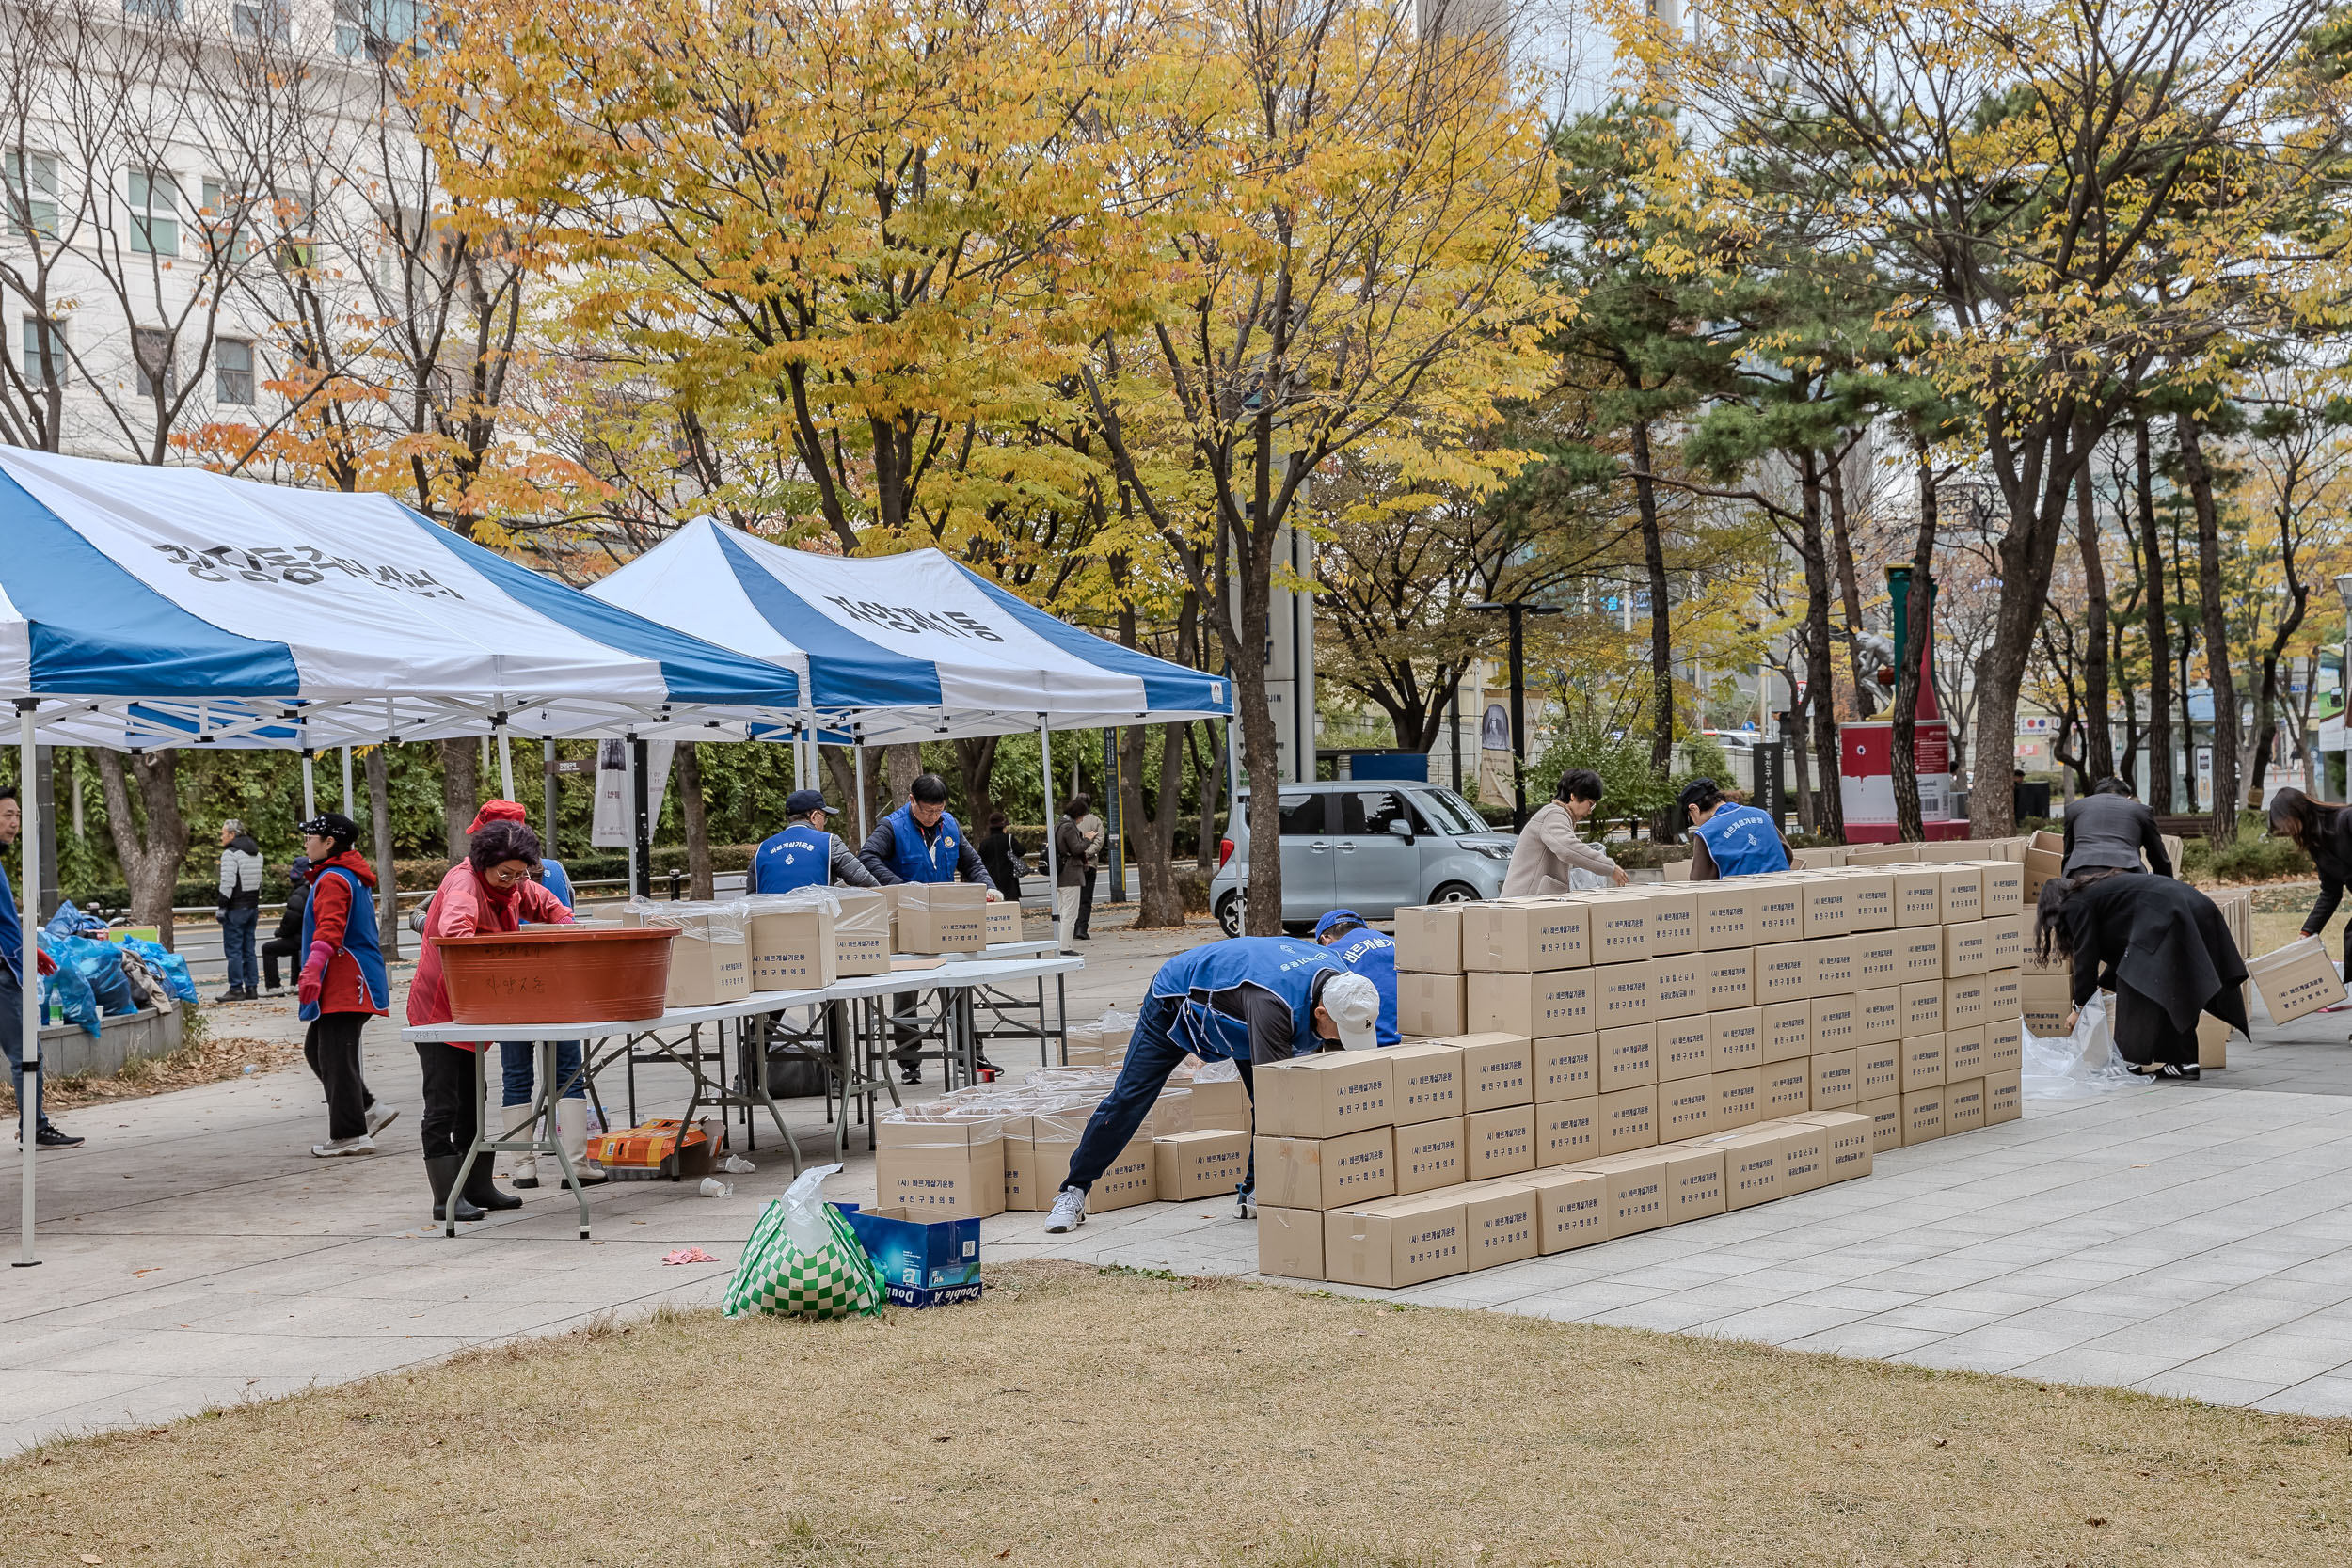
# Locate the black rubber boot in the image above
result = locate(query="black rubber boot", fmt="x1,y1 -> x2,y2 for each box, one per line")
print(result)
461,1159 -> 524,1212
426,1156 -> 485,1223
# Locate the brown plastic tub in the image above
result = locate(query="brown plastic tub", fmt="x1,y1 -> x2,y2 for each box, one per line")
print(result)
433,927 -> 678,1025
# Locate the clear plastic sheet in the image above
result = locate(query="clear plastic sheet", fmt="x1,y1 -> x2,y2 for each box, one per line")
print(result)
2020,993 -> 2141,1099
627,895 -> 750,943
744,888 -> 842,917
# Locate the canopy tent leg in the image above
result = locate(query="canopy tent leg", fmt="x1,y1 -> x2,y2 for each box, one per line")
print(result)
16,701 -> 40,1267
1040,721 -> 1057,904
853,742 -> 868,842
629,737 -> 651,898
301,750 -> 315,819
497,721 -> 515,802
341,746 -> 354,815
542,739 -> 557,849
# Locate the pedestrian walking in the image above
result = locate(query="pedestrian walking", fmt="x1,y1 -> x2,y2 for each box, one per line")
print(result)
294,814 -> 394,1157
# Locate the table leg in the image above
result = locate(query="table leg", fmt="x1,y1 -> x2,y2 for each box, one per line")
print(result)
539,1038 -> 592,1240
1055,972 -> 1070,1066
445,1045 -> 489,1240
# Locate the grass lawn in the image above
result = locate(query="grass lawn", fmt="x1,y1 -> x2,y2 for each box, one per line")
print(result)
8,1261 -> 2346,1566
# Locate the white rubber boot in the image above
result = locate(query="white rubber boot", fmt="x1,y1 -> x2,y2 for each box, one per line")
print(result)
554,1098 -> 609,1186
498,1101 -> 539,1189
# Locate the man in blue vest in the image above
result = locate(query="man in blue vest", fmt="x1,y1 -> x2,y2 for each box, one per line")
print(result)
1679,778 -> 1792,879
1312,908 -> 1399,1047
752,790 -> 880,894
857,773 -> 1001,1084
1044,937 -> 1382,1232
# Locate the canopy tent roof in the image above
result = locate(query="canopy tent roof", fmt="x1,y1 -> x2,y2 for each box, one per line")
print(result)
0,450 -> 805,750
587,518 -> 1230,743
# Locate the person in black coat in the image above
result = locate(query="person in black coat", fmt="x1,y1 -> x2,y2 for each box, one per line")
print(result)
2268,788 -> 2352,968
2063,778 -> 2171,877
2036,867 -> 2249,1081
261,856 -> 312,995
976,811 -> 1026,903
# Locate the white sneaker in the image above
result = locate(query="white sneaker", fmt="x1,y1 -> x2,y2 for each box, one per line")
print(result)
1235,1190 -> 1257,1220
365,1105 -> 398,1138
1044,1187 -> 1088,1233
312,1134 -> 376,1158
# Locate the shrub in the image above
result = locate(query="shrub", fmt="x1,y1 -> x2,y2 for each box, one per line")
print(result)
2186,832 -> 2312,884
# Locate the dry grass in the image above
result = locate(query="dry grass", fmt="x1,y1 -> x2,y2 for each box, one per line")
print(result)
0,1034 -> 299,1117
7,1262 -> 2348,1566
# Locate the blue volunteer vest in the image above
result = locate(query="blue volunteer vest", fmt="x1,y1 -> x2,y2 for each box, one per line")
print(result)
751,824 -> 834,893
1329,928 -> 1400,1047
297,864 -> 389,1022
1148,937 -> 1347,1063
1692,800 -> 1789,877
882,803 -> 963,884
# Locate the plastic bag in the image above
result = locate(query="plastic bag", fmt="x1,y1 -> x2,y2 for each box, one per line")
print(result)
2020,995 -> 2140,1099
43,900 -> 109,940
115,937 -> 197,1004
49,933 -> 140,1016
723,1164 -> 886,1320
744,888 -> 842,917
37,935 -> 100,1037
1567,866 -> 1614,892
628,895 -> 750,944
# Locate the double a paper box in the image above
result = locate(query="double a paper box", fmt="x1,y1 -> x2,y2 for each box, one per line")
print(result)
1856,1037 -> 1901,1100
1394,904 -> 1465,974
1597,1084 -> 1657,1152
1693,882 -> 1757,949
1749,880 -> 1803,944
1659,1073 -> 1714,1140
1451,1033 -> 1534,1111
898,882 -> 989,953
838,1205 -> 983,1308
1902,1085 -> 1947,1144
1323,1195 -> 1467,1289
1521,1168 -> 1608,1252
1986,1069 -> 2023,1124
1580,895 -> 1652,964
1535,1098 -> 1599,1167
1947,1076 -> 1986,1133
1708,1006 -> 1762,1071
1594,961 -> 1653,1027
1635,888 -> 1698,955
1255,1053 -> 1393,1137
1462,899 -> 1590,971
1944,973 -> 1989,1030
1256,1207 -> 1325,1280
1155,1130 -> 1252,1201
1852,930 -> 1901,990
1466,971 -> 1593,1037
1896,927 -> 1946,981
1759,999 -> 1810,1064
1255,1128 -> 1393,1211
748,901 -> 838,990
1534,1033 -> 1598,1101
1581,1148 -> 1674,1238
1393,1117 -> 1467,1194
1760,1057 -> 1811,1117
1810,993 -> 1859,1053
1711,1067 -> 1760,1128
1465,1106 -> 1536,1180
1385,1040 -> 1463,1120
1809,1048 -> 1857,1108
1398,972 -> 1469,1037
1944,1024 -> 1986,1080
1792,1109 -> 1874,1183
1598,1023 -> 1656,1092
1700,947 -> 1756,1009
1775,1117 -> 1828,1194
1656,1015 -> 1712,1083
1856,987 -> 1902,1044
1891,867 -> 1944,927
1901,1033 -> 1946,1091
2247,935 -> 2348,1024
1649,953 -> 1705,1019
832,888 -> 894,975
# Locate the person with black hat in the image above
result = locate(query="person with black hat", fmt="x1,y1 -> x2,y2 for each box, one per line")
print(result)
751,789 -> 882,893
294,813 -> 395,1158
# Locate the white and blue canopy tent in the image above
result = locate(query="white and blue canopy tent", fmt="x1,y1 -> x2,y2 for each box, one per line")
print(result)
587,516 -> 1233,890
0,448 -> 813,1265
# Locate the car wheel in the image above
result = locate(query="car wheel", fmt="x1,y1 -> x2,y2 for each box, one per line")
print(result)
1431,881 -> 1482,905
1214,891 -> 1244,938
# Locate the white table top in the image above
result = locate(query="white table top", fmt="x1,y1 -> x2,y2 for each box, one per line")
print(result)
400,949 -> 1083,1043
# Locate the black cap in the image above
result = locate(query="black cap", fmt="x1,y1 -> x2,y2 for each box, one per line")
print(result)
785,788 -> 837,817
297,812 -> 361,849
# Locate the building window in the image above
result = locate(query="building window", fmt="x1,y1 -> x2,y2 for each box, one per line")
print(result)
121,0 -> 184,19
3,150 -> 58,240
215,338 -> 255,405
335,0 -> 421,58
233,0 -> 290,40
129,168 -> 178,256
20,316 -> 66,388
134,327 -> 176,400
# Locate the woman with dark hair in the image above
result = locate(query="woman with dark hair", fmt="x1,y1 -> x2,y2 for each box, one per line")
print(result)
1055,796 -> 1092,954
1677,777 -> 1791,879
977,809 -> 1026,903
2034,866 -> 2248,1082
2268,789 -> 2352,972
293,817 -> 392,1159
405,816 -> 576,1221
1501,768 -> 1629,895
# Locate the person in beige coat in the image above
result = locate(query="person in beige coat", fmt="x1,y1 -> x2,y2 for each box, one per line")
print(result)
1501,768 -> 1629,896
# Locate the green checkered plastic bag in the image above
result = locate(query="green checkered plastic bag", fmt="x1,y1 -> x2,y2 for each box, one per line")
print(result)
724,1164 -> 885,1320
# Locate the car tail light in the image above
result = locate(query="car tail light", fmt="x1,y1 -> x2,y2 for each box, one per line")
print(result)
1217,837 -> 1234,868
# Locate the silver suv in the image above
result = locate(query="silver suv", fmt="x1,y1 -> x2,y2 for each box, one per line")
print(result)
1209,782 -> 1516,936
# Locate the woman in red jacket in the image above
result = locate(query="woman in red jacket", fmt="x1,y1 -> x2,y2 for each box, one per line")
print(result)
295,814 -> 394,1158
407,818 -> 575,1222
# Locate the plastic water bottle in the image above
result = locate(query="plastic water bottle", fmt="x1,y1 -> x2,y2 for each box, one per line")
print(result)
698,1178 -> 733,1198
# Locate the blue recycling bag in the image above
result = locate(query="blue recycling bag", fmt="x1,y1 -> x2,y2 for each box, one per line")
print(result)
36,933 -> 100,1037
117,936 -> 197,1005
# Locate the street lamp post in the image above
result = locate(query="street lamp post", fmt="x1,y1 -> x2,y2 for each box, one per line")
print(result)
1470,598 -> 1562,831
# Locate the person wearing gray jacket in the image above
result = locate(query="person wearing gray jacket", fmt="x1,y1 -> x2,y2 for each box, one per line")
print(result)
215,819 -> 264,1003
2062,780 -> 2171,879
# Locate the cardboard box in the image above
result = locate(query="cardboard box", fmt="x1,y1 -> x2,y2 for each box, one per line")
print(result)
1708,1006 -> 1763,1071
2198,1008 -> 2232,1070
1944,973 -> 1989,1031
1981,912 -> 2026,967
1791,845 -> 1849,869
1386,1040 -> 1464,1121
1760,1057 -> 1811,1117
1579,1148 -> 1673,1237
1462,899 -> 1590,972
1594,960 -> 1654,1028
1066,1017 -> 1134,1069
1324,1194 -> 1468,1288
1698,1126 -> 1785,1209
1254,1053 -> 1395,1138
593,1115 -> 720,1173
898,882 -> 989,954
1451,1179 -> 1541,1270
1597,1084 -> 1658,1152
1857,1096 -> 1903,1154
838,1204 -> 984,1307
1656,1015 -> 1713,1083
1983,966 -> 2023,1024
875,1119 -> 1009,1219
1855,1037 -> 1900,1100
1598,1023 -> 1656,1092
1901,1085 -> 1946,1144
1899,978 -> 1945,1035
1255,1127 -> 1394,1212
1177,1064 -> 1253,1132
643,908 -> 752,1006
1973,860 -> 2025,916
1944,1024 -> 1986,1080
1760,999 -> 1811,1064
1940,921 -> 1991,979
2024,838 -> 2063,904
1662,1144 -> 1726,1222
1984,1021 -> 2021,1076
1934,865 -> 1985,924
1466,970 -> 1593,1037
1024,1117 -> 1156,1212
1649,953 -> 1706,1019
1792,1109 -> 1874,1183
1856,986 -> 1902,1044
1850,928 -> 1901,990
1801,879 -> 1856,938
1756,941 -> 1810,1003
1635,887 -> 1699,955
1700,947 -> 1756,1009
1986,1069 -> 2022,1124
1749,879 -> 1804,944
1580,894 -> 1652,964
1535,1097 -> 1600,1168
1534,1033 -> 1598,1102
1154,1130 -> 1253,1201
2021,971 -> 2073,1037
1807,936 -> 1861,996
1393,1116 -> 1468,1194
1811,993 -> 1859,1053
2246,935 -> 2348,1024
1776,1117 -> 1827,1193
984,900 -> 1023,946
1397,972 -> 1469,1038
833,888 -> 894,975
748,902 -> 838,991
1711,1061 -> 1760,1127
1659,1072 -> 1715,1140
1394,903 -> 1466,974
1810,1048 -> 1857,1109
1947,1076 -> 1985,1134
1896,927 -> 1946,982
1841,871 -> 1897,931
1693,882 -> 1757,950
1901,1034 -> 1945,1091
1256,1206 -> 1325,1279
1466,1106 -> 1537,1180
1892,867 -> 1945,927
1451,1032 -> 1534,1111
1521,1167 -> 1608,1252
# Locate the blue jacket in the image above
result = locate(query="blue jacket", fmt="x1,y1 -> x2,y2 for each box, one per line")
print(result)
1327,928 -> 1400,1047
752,824 -> 834,894
298,863 -> 389,1023
1693,801 -> 1789,877
0,860 -> 19,985
1148,937 -> 1350,1065
540,858 -> 576,911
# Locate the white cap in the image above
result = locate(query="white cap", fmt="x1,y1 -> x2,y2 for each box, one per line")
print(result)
1320,972 -> 1381,1051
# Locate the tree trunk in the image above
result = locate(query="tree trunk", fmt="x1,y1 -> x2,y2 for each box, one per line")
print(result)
91,750 -> 187,948
2178,628 -> 2200,811
2135,416 -> 2175,812
1117,723 -> 1188,927
367,746 -> 400,960
1784,654 -> 1816,834
1796,454 -> 1844,839
1234,535 -> 1285,936
1824,448 -> 1872,715
951,736 -> 1000,832
884,743 -> 922,807
2075,465 -> 2113,781
1891,441 -> 1938,841
676,741 -> 713,899
1629,420 -> 1676,781
1196,721 -> 1227,875
438,738 -> 479,858
819,747 -> 861,834
2176,413 -> 2239,845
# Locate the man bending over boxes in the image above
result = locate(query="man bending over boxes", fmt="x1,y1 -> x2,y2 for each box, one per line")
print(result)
1043,938 -> 1382,1234
1313,909 -> 1399,1047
